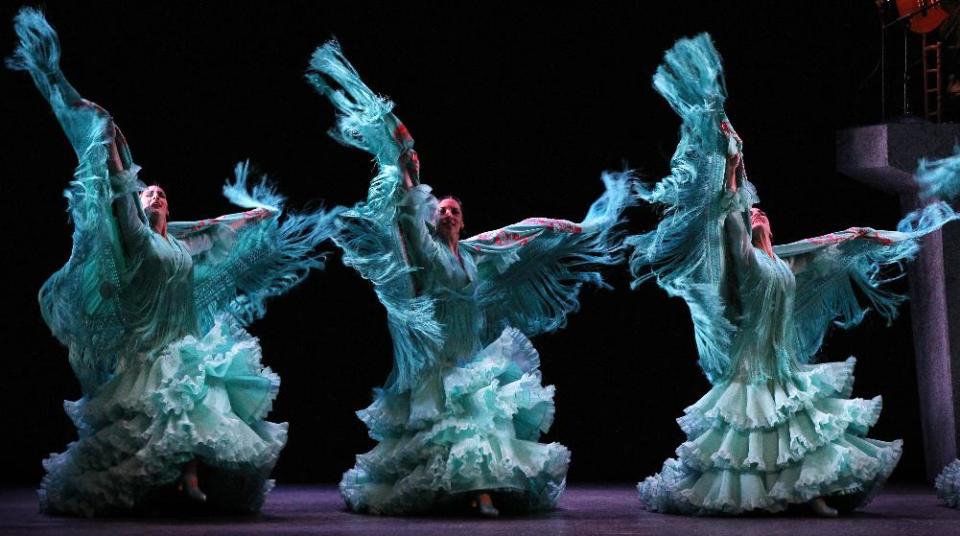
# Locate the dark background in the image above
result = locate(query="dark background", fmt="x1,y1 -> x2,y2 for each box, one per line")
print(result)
0,1 -> 933,485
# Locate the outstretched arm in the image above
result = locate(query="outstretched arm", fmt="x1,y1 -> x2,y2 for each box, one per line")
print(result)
774,201 -> 958,363
178,162 -> 340,331
461,172 -> 635,343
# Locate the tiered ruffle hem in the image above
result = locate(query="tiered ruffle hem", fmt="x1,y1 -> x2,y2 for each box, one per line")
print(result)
40,318 -> 286,516
340,327 -> 569,515
638,358 -> 902,515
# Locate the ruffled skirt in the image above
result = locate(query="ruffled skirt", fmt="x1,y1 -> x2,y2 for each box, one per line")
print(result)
340,327 -> 570,515
40,317 -> 287,517
638,357 -> 902,515
936,459 -> 960,508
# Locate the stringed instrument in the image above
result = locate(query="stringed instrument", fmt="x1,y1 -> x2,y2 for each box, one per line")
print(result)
895,0 -> 948,33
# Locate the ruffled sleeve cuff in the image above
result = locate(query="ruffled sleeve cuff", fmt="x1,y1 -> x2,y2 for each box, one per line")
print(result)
718,183 -> 757,215
108,164 -> 145,199
398,183 -> 439,227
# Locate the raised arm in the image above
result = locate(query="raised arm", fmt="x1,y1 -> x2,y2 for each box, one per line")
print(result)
723,204 -> 754,270
10,9 -> 146,245
9,9 -> 149,391
395,184 -> 444,275
721,144 -> 756,270
307,40 -> 446,391
626,33 -> 754,383
388,121 -> 444,273
9,9 -> 124,166
99,120 -> 148,248
307,39 -> 444,278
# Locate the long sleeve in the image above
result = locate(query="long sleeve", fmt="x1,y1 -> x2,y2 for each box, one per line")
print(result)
721,190 -> 756,271
110,173 -> 150,255
395,184 -> 444,278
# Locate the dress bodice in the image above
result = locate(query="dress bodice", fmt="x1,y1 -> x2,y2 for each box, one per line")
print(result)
119,225 -> 199,357
421,242 -> 484,364
728,248 -> 798,382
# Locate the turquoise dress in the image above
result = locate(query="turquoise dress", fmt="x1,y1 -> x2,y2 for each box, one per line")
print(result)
11,9 -> 338,517
307,40 -> 634,514
938,460 -> 960,509
923,149 -> 960,509
629,34 -> 958,515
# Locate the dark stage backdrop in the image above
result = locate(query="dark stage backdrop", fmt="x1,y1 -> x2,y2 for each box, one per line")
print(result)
0,1 -> 927,485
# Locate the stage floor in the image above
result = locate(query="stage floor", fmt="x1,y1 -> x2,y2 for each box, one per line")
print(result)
2,485 -> 959,535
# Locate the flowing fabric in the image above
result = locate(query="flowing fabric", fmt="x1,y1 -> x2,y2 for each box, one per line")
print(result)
917,147 -> 960,201
11,8 -> 339,516
308,39 -> 634,514
628,34 -> 956,515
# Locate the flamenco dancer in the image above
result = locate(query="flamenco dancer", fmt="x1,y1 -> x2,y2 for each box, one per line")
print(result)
307,40 -> 634,516
922,148 -> 960,509
629,34 -> 958,516
10,9 -> 339,516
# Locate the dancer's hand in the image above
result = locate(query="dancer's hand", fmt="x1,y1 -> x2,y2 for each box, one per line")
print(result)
725,151 -> 741,192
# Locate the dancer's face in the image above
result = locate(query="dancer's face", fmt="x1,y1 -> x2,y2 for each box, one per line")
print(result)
750,207 -> 772,244
140,185 -> 169,224
437,198 -> 464,241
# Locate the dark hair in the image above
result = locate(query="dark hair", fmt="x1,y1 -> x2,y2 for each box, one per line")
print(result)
438,195 -> 462,207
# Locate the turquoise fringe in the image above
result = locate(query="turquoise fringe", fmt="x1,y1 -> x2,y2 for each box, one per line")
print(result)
626,33 -> 744,384
12,8 -> 336,515
633,33 -> 907,516
936,459 -> 960,509
917,146 -> 960,201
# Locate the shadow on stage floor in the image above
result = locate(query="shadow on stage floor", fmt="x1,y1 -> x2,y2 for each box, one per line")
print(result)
1,484 -> 958,535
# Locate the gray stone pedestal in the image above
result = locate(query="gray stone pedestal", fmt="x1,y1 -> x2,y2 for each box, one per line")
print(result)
837,120 -> 960,481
